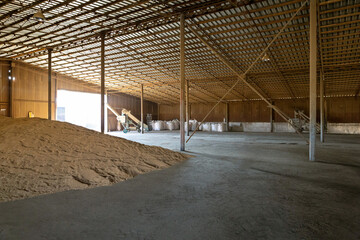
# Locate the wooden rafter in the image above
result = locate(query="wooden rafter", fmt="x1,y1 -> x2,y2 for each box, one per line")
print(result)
0,0 -> 358,104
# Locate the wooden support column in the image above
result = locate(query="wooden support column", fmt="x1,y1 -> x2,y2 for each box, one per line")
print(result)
180,13 -> 185,151
105,90 -> 108,132
101,32 -> 105,134
141,84 -> 144,134
320,72 -> 325,143
186,80 -> 190,136
8,61 -> 13,118
54,73 -> 57,120
157,103 -> 160,120
47,48 -> 52,120
225,102 -> 229,132
270,101 -> 274,133
324,99 -> 328,129
309,0 -> 317,161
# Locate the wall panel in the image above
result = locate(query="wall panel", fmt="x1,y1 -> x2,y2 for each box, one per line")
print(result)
327,97 -> 360,123
159,104 -> 179,120
11,62 -> 54,119
159,97 -> 360,123
191,103 -> 226,122
2,61 -> 158,126
0,61 -> 10,116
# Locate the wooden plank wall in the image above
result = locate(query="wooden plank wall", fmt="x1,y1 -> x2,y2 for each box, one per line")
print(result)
191,103 -> 226,122
107,93 -> 158,131
230,101 -> 269,122
0,61 -> 10,116
11,61 -> 55,119
2,60 -> 358,125
57,76 -> 99,94
0,60 -> 158,127
327,97 -> 360,123
159,97 -> 360,123
159,104 -> 180,121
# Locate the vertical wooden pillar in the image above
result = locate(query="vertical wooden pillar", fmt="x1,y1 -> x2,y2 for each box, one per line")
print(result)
309,0 -> 317,161
48,48 -> 52,120
225,102 -> 229,132
186,80 -> 190,136
54,73 -> 57,120
8,61 -> 13,118
157,103 -> 160,120
324,99 -> 328,129
141,84 -> 144,134
105,90 -> 108,132
180,13 -> 185,151
320,72 -> 324,143
270,101 -> 274,133
101,32 -> 105,133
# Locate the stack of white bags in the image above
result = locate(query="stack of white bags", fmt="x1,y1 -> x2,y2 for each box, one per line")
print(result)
151,119 -> 227,132
152,120 -> 165,131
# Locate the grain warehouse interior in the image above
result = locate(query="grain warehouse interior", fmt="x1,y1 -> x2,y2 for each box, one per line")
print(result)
0,0 -> 359,239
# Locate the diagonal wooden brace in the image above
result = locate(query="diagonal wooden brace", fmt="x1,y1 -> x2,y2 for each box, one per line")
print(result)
185,0 -> 309,144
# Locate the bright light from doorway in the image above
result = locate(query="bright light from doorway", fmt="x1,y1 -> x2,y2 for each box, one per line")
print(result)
56,90 -> 104,132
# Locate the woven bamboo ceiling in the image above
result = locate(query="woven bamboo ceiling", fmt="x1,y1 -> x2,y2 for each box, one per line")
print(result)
0,0 -> 359,104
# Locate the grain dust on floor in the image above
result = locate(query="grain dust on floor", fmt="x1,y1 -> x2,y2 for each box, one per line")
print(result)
0,116 -> 189,202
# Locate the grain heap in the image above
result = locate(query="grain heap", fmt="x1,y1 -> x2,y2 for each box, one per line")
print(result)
0,116 -> 188,202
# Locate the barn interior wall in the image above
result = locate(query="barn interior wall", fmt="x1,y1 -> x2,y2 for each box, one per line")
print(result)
0,61 -> 158,131
1,61 -> 98,119
10,61 -> 56,119
1,60 -> 358,131
0,61 -> 10,117
159,97 -> 360,124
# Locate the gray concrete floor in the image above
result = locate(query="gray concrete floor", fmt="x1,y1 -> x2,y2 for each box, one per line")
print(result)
0,131 -> 360,239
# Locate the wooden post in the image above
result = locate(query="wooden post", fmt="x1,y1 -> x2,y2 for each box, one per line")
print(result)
320,72 -> 324,143
180,13 -> 185,151
225,102 -> 229,132
186,80 -> 190,136
8,61 -> 13,118
157,103 -> 160,120
270,101 -> 274,132
309,0 -> 317,161
141,84 -> 144,134
324,98 -> 328,129
101,32 -> 105,133
48,48 -> 52,120
54,73 -> 57,120
105,90 -> 108,132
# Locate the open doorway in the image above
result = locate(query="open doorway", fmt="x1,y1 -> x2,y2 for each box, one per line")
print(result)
56,90 -> 105,132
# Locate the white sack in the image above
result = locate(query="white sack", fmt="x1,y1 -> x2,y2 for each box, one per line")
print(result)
202,122 -> 212,132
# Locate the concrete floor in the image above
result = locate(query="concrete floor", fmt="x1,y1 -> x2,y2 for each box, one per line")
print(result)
0,131 -> 360,239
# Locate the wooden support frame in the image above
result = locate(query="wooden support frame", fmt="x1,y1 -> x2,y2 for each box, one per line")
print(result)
186,80 -> 190,136
270,101 -> 274,133
101,31 -> 105,134
320,71 -> 325,143
47,48 -> 52,120
185,0 -> 308,144
180,13 -> 185,151
54,73 -> 57,120
157,103 -> 160,120
309,0 -> 317,161
225,102 -> 229,132
8,61 -> 13,118
3,0 -> 358,105
141,84 -> 144,134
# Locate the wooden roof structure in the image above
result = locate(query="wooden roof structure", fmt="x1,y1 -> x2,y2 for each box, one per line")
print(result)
0,0 -> 359,104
